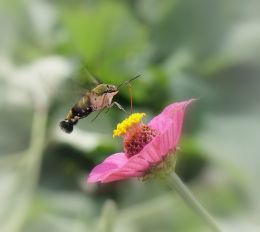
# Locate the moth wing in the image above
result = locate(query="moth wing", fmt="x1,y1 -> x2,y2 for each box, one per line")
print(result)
77,58 -> 102,85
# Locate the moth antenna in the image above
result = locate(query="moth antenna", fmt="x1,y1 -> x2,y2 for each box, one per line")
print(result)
117,74 -> 141,90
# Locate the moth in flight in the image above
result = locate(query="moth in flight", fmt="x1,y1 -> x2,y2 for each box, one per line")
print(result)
59,75 -> 140,133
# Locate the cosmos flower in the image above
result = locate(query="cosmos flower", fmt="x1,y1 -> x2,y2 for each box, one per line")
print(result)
87,99 -> 194,183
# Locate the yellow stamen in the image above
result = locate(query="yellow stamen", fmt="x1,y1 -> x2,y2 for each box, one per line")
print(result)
113,113 -> 146,138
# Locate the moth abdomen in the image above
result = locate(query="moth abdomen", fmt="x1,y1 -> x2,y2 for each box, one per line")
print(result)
59,120 -> 74,133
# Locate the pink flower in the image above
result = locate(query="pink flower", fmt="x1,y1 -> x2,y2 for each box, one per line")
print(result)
87,99 -> 194,183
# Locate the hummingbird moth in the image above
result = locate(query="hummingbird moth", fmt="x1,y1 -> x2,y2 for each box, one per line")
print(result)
59,75 -> 141,133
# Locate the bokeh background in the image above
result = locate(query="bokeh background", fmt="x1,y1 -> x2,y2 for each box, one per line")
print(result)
1,0 -> 260,231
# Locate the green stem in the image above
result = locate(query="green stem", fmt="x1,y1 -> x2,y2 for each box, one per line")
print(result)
166,172 -> 223,232
26,107 -> 48,189
98,200 -> 117,232
3,108 -> 48,232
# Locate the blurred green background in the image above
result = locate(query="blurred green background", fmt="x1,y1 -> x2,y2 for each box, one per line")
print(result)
1,0 -> 260,231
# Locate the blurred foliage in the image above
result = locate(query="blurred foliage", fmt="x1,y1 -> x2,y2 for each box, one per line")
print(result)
0,0 -> 260,231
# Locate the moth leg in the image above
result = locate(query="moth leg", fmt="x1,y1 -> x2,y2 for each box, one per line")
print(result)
91,109 -> 104,122
105,107 -> 111,114
111,102 -> 128,114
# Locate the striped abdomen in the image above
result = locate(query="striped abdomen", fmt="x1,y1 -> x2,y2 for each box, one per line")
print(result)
60,94 -> 92,133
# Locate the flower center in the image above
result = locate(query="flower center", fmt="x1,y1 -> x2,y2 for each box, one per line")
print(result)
113,113 -> 146,137
113,113 -> 159,158
124,124 -> 158,157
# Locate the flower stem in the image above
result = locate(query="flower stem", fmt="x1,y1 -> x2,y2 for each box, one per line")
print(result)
166,172 -> 223,232
2,107 -> 48,232
98,200 -> 117,232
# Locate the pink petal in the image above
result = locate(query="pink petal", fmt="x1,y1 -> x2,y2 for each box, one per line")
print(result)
133,99 -> 195,165
101,156 -> 149,183
133,128 -> 171,165
120,156 -> 150,173
103,152 -> 128,166
161,99 -> 195,118
165,99 -> 195,145
149,99 -> 194,146
148,113 -> 172,134
101,170 -> 141,183
87,153 -> 127,183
